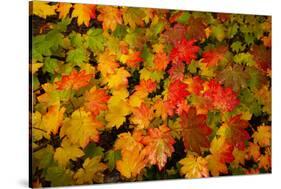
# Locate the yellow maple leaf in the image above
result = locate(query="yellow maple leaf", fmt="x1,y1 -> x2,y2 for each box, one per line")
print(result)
74,156 -> 107,184
179,154 -> 209,178
246,142 -> 261,161
114,132 -> 146,178
232,147 -> 246,168
32,1 -> 58,19
61,108 -> 103,148
253,126 -> 271,147
54,138 -> 84,167
105,89 -> 131,129
206,154 -> 228,176
106,68 -> 131,89
97,51 -> 119,78
57,3 -> 72,19
72,4 -> 96,27
32,103 -> 65,140
97,6 -> 122,32
122,7 -> 145,30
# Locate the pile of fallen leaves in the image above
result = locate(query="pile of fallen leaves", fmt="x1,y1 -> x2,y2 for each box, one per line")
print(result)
30,1 -> 272,187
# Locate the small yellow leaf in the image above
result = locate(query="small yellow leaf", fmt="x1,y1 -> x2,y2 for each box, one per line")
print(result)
32,1 -> 58,19
54,139 -> 84,167
179,154 -> 209,178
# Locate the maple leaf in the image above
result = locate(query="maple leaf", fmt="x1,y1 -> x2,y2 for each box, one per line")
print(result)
84,87 -> 110,117
186,17 -> 207,41
153,52 -> 169,71
251,45 -> 271,72
206,154 -> 228,176
106,68 -> 131,90
131,103 -> 154,130
209,137 -> 234,163
258,153 -> 271,171
97,50 -> 119,77
168,62 -> 185,81
32,103 -> 65,139
232,147 -> 246,167
253,126 -> 271,147
56,70 -> 92,91
179,154 -> 209,178
114,132 -> 146,178
74,156 -> 107,184
72,4 -> 96,27
122,7 -> 145,30
97,6 -> 122,32
56,3 -> 72,19
54,139 -> 84,167
217,64 -> 250,93
246,142 -> 261,161
170,38 -> 200,64
217,115 -> 250,150
105,89 -> 131,128
141,125 -> 176,170
135,79 -> 157,93
180,107 -> 212,153
162,24 -> 187,46
122,51 -> 143,68
203,79 -> 240,112
86,28 -> 105,53
32,1 -> 58,19
61,108 -> 104,148
45,166 -> 74,187
185,76 -> 204,95
202,46 -> 227,67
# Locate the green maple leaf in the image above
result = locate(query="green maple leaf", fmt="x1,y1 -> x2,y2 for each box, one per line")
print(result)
45,166 -> 74,186
231,41 -> 246,53
66,48 -> 88,66
69,32 -> 84,48
43,57 -> 58,74
211,24 -> 225,42
84,143 -> 104,159
217,64 -> 250,92
105,150 -> 121,171
86,28 -> 105,53
233,53 -> 255,66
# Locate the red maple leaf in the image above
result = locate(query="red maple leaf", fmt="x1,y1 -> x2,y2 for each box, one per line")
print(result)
56,70 -> 93,90
135,79 -> 157,93
218,115 -> 250,150
180,107 -> 212,153
165,79 -> 189,116
202,46 -> 228,67
203,80 -> 240,112
251,45 -> 271,72
168,61 -> 185,81
169,38 -> 200,64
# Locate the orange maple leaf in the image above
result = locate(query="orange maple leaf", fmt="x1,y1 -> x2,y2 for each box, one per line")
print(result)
97,6 -> 122,32
202,46 -> 227,67
84,87 -> 110,117
141,125 -> 175,170
56,70 -> 93,90
72,4 -> 96,27
56,3 -> 72,19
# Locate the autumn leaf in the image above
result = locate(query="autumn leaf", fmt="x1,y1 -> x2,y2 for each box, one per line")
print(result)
170,38 -> 200,64
168,62 -> 185,81
253,126 -> 271,147
97,51 -> 119,77
114,132 -> 146,178
202,46 -> 227,67
180,107 -> 212,153
206,154 -> 228,176
45,166 -> 74,187
203,79 -> 240,112
246,142 -> 260,161
56,3 -> 72,19
186,17 -> 207,41
163,24 -> 187,46
153,52 -> 169,71
179,154 -> 209,178
61,108 -> 104,148
32,1 -> 58,19
74,156 -> 107,184
97,6 -> 122,32
106,68 -> 131,90
54,139 -> 84,167
251,45 -> 271,72
105,89 -> 131,128
122,7 -> 145,30
131,103 -> 154,130
32,103 -> 65,139
56,70 -> 93,91
141,125 -> 175,170
217,115 -> 250,150
72,4 -> 96,27
209,137 -> 234,163
84,87 -> 110,117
